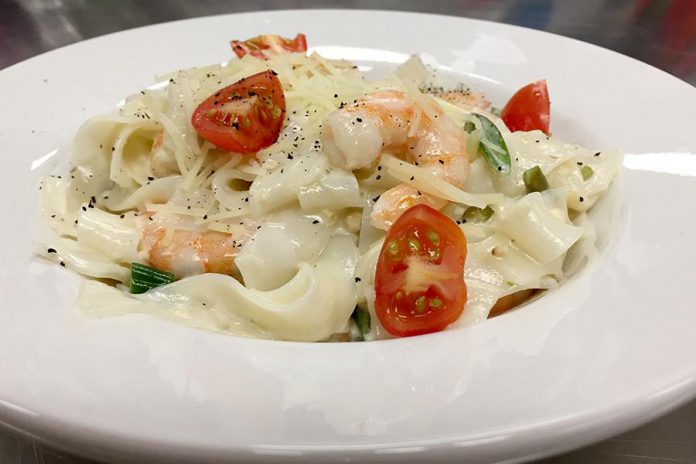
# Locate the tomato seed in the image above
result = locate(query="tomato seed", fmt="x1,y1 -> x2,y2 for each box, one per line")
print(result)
387,240 -> 399,255
415,296 -> 427,313
408,238 -> 421,251
430,298 -> 442,308
427,230 -> 440,244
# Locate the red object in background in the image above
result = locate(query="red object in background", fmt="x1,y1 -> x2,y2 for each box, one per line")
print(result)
633,0 -> 696,76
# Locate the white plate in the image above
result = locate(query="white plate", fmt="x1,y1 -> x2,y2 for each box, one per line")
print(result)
1,9 -> 696,464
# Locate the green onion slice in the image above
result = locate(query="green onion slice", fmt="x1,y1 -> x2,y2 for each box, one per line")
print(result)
462,205 -> 494,223
581,165 -> 594,180
130,262 -> 176,294
351,306 -> 371,341
522,165 -> 550,193
474,113 -> 511,175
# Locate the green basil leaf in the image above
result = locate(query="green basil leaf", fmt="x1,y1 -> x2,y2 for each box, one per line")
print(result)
474,114 -> 511,175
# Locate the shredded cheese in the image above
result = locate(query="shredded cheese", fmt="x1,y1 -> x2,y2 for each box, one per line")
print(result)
381,154 -> 504,207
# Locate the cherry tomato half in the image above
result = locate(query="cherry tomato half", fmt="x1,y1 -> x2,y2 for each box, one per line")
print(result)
231,33 -> 307,60
375,205 -> 468,337
501,80 -> 550,135
191,70 -> 286,154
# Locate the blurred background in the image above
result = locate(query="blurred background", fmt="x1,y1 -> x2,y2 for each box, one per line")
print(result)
1,0 -> 695,85
1,0 -> 696,463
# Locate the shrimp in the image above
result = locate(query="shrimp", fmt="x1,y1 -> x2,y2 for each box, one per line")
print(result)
139,219 -> 254,277
321,90 -> 470,229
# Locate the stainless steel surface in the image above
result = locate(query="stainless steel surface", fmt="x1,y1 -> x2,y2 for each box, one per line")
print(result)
1,1 -> 695,463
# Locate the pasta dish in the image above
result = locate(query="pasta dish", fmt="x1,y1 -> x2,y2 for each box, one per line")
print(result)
39,34 -> 621,341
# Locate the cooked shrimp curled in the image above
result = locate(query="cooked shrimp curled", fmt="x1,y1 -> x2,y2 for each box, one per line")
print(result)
139,219 -> 255,277
321,90 -> 471,230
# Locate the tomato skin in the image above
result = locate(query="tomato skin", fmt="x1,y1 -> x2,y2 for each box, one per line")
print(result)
191,71 -> 286,154
374,205 -> 467,337
501,80 -> 550,135
231,34 -> 307,60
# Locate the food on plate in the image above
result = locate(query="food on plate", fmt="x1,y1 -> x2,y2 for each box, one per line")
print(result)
501,80 -> 550,135
39,34 -> 621,341
231,33 -> 307,60
190,70 -> 286,153
374,204 -> 467,337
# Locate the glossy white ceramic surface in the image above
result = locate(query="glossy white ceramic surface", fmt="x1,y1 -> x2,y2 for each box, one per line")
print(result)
1,10 -> 695,464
